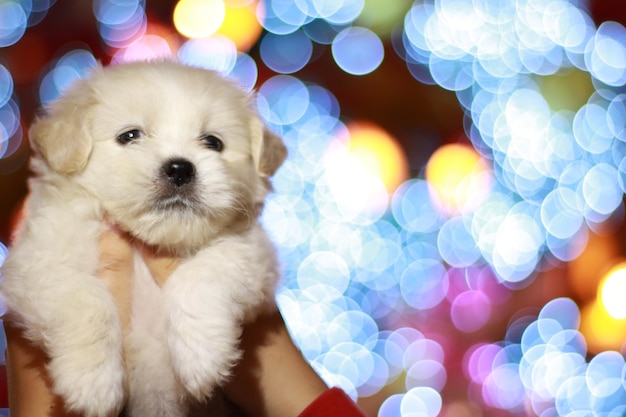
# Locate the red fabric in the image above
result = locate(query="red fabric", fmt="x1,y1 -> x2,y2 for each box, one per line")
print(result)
298,387 -> 367,417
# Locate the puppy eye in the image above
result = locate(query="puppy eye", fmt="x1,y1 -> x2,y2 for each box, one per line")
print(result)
201,135 -> 224,152
116,129 -> 144,145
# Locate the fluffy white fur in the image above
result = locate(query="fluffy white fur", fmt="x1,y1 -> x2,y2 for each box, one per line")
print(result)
0,61 -> 286,417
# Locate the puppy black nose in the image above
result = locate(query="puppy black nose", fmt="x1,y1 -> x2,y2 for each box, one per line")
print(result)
163,158 -> 195,187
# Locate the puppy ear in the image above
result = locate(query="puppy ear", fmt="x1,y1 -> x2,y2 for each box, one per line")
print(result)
30,79 -> 96,175
250,117 -> 287,178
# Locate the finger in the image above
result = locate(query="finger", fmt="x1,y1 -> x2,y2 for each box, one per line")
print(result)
139,245 -> 179,288
3,321 -> 80,417
97,227 -> 133,332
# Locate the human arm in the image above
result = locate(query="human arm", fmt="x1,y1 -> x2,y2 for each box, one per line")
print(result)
3,227 -> 365,417
2,226 -> 133,417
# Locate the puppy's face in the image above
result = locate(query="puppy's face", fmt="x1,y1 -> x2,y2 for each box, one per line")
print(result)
30,61 -> 286,253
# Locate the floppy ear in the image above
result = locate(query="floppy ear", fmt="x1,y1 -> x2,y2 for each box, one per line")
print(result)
250,116 -> 287,178
29,79 -> 96,175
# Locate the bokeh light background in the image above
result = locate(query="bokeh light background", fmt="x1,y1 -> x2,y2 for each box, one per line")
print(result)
1,0 -> 626,416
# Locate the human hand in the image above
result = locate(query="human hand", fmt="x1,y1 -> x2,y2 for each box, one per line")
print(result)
4,225 -> 328,417
98,227 -> 329,417
222,310 -> 328,417
3,226 -> 140,417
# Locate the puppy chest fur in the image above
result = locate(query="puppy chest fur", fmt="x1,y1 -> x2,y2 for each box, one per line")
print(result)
0,60 -> 286,417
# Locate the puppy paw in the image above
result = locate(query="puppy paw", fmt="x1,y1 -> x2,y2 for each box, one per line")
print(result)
168,319 -> 242,400
48,346 -> 125,417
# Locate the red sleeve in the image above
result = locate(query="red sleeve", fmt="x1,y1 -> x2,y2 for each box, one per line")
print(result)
298,387 -> 367,417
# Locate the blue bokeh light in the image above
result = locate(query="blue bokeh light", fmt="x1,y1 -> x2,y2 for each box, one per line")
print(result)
93,0 -> 146,49
472,298 -> 626,415
39,49 -> 98,105
228,53 -> 258,92
0,99 -> 22,160
178,36 -> 238,74
331,26 -> 384,75
0,66 -> 14,109
260,30 -> 313,74
0,1 -> 29,47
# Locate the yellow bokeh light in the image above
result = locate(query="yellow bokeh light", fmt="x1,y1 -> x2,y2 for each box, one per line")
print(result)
580,299 -> 626,353
344,121 -> 410,195
216,0 -> 262,51
600,262 -> 626,319
173,0 -> 225,39
425,143 -> 492,215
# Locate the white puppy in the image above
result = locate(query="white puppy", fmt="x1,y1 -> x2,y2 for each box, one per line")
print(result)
0,61 -> 286,417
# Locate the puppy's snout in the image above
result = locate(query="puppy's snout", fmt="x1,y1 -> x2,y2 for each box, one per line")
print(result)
163,158 -> 196,187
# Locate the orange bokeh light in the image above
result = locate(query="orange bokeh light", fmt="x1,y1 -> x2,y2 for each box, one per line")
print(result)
580,299 -> 626,353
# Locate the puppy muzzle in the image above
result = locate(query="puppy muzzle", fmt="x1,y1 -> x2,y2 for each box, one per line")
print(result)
163,158 -> 196,187
153,158 -> 201,211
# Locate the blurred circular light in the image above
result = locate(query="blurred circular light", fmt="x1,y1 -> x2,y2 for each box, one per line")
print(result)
573,103 -> 613,154
178,35 -> 237,73
0,99 -> 22,160
426,143 -> 492,215
297,251 -> 350,301
39,49 -> 98,105
451,290 -> 492,333
259,0 -> 301,35
322,137 -> 390,225
429,55 -> 474,91
0,65 -> 14,108
600,264 -> 626,319
379,394 -> 403,417
608,94 -> 626,142
586,21 -> 626,87
539,297 -> 581,331
302,19 -> 344,44
483,363 -> 526,410
26,0 -> 55,27
94,0 -> 147,49
112,34 -> 173,63
541,187 -> 584,240
582,163 -> 621,216
319,0 -> 364,26
580,300 -> 626,353
228,53 -> 258,91
391,180 -> 444,233
216,0 -> 262,51
0,1 -> 28,47
402,386 -> 443,417
260,30 -> 312,74
492,210 -> 543,283
586,351 -> 625,398
437,216 -> 481,267
174,0 -> 226,39
331,26 -> 384,75
93,0 -> 141,26
400,258 -> 449,310
257,75 -> 309,126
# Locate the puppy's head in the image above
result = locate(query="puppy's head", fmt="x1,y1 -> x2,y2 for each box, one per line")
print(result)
30,61 -> 286,253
